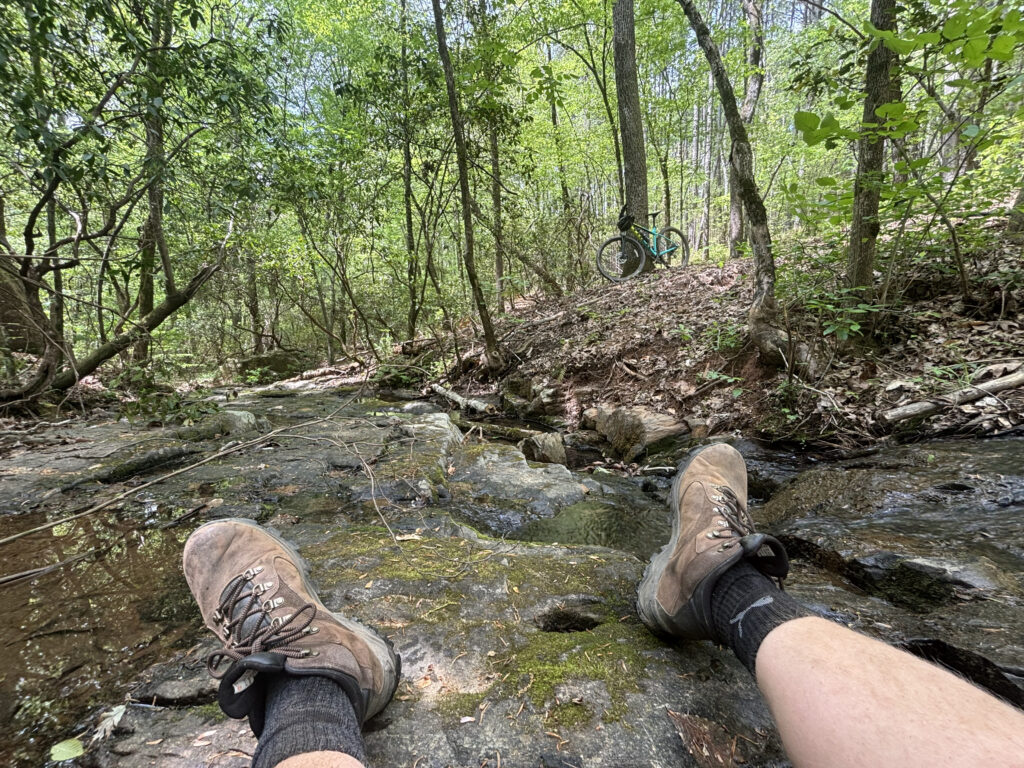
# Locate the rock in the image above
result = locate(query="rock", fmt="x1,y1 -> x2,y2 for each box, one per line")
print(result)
132,644 -> 219,706
762,440 -> 1024,612
685,417 -> 709,440
172,409 -> 261,442
402,401 -> 441,415
236,350 -> 308,383
502,376 -> 564,419
518,432 -> 567,465
92,529 -> 786,768
449,443 -> 585,527
586,405 -> 689,462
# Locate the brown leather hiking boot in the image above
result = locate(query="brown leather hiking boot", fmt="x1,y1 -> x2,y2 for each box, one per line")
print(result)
183,518 -> 399,733
637,443 -> 789,640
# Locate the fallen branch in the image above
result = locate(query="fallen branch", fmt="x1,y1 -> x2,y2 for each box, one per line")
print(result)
430,383 -> 497,415
879,369 -> 1024,425
450,414 -> 540,441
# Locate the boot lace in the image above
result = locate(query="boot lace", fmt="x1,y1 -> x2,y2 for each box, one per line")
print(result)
712,485 -> 756,537
206,566 -> 319,678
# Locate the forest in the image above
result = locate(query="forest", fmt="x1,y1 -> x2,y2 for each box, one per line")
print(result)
2,0 -> 1024,763
1,0 -> 1021,410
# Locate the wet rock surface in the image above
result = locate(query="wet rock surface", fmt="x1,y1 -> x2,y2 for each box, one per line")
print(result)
1,389 -> 1022,765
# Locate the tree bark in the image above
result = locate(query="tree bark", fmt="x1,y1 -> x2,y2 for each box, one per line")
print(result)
613,0 -> 651,273
401,0 -> 421,340
490,127 -> 504,312
430,0 -> 503,372
729,0 -> 764,260
1008,184 -> 1024,234
847,0 -> 898,302
134,0 -> 175,362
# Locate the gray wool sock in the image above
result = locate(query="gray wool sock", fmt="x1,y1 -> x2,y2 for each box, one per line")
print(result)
252,674 -> 366,768
710,561 -> 811,674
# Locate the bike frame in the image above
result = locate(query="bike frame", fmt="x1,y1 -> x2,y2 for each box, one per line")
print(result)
630,221 -> 677,263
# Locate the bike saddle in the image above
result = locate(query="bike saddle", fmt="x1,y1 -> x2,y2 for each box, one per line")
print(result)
648,210 -> 662,223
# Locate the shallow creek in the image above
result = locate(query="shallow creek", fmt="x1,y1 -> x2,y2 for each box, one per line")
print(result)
1,391 -> 1021,763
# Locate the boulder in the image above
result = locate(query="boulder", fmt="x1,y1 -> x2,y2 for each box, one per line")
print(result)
583,405 -> 689,462
518,432 -> 567,465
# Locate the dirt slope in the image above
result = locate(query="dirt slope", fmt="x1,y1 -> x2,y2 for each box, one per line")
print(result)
443,256 -> 1023,448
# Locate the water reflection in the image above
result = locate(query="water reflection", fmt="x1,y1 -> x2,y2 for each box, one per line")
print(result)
0,512 -> 200,763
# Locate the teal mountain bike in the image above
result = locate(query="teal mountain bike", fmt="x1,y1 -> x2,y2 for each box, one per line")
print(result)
596,204 -> 689,282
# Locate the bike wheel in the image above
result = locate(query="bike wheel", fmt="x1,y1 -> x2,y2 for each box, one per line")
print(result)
656,227 -> 689,268
596,234 -> 646,282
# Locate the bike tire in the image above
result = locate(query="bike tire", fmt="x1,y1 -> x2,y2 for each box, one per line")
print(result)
596,234 -> 646,282
656,227 -> 689,268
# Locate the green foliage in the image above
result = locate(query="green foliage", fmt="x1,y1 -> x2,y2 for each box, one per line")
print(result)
805,291 -> 881,342
702,320 -> 744,354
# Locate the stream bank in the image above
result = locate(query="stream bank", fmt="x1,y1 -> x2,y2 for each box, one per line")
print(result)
0,385 -> 1021,766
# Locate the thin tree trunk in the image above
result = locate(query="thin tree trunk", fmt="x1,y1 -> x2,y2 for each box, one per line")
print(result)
729,0 -> 764,259
490,129 -> 504,312
134,1 -> 174,362
613,0 -> 651,273
402,0 -> 420,339
1008,185 -> 1024,234
676,0 -> 789,364
244,254 -> 264,353
547,44 -> 574,272
430,0 -> 503,372
847,0 -> 898,302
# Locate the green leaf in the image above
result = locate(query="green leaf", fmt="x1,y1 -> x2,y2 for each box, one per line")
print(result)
51,738 -> 85,761
815,176 -> 837,187
794,111 -> 820,132
963,36 -> 989,66
875,101 -> 906,119
989,35 -> 1017,60
962,124 -> 981,138
883,36 -> 916,55
942,15 -> 967,40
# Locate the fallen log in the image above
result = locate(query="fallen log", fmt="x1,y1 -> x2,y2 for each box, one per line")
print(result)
879,369 -> 1024,425
430,383 -> 497,415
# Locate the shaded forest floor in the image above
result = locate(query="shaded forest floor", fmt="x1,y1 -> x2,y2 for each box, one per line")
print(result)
427,238 -> 1024,449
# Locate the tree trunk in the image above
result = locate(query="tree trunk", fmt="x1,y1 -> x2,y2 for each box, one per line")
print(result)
729,0 -> 764,260
660,151 -> 671,229
430,0 -> 503,372
613,0 -> 651,273
244,253 -> 264,353
547,44 -> 574,272
847,0 -> 898,302
401,0 -> 420,340
490,128 -> 504,312
134,0 -> 174,362
675,0 -> 788,364
0,250 -> 43,354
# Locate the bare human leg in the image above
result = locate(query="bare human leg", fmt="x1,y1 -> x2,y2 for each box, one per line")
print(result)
275,752 -> 367,768
756,616 -> 1024,768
